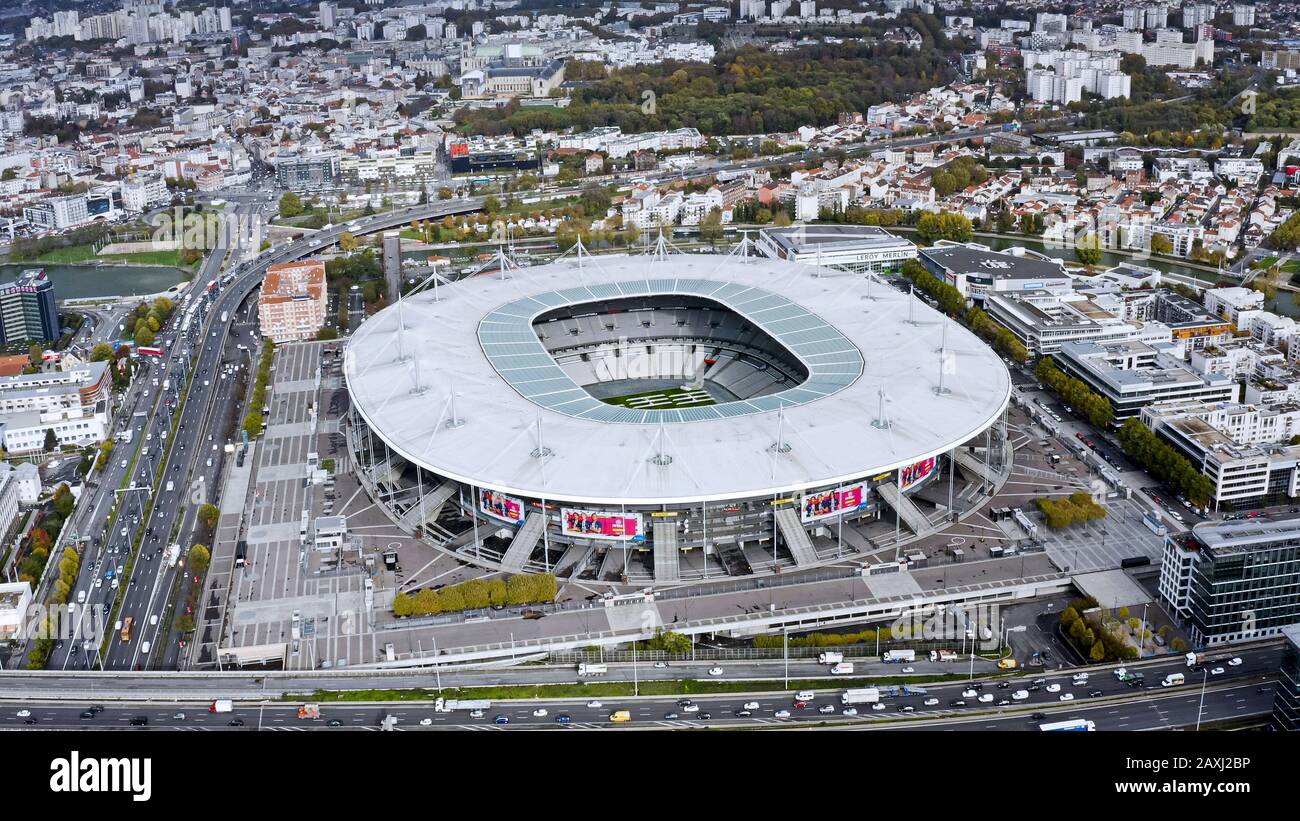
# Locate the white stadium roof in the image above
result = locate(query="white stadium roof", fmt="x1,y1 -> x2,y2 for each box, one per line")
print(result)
344,252 -> 1010,505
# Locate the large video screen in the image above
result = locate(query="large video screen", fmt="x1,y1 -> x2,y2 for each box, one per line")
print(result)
480,489 -> 525,524
899,456 -> 937,491
561,509 -> 645,542
800,483 -> 870,523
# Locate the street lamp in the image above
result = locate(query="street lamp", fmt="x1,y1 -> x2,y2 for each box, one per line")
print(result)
1195,667 -> 1209,731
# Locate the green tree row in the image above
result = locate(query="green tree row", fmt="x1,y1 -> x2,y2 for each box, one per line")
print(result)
1034,357 -> 1114,429
1036,491 -> 1107,530
393,573 -> 558,617
1116,417 -> 1215,508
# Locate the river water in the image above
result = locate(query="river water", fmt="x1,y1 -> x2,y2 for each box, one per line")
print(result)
0,263 -> 190,302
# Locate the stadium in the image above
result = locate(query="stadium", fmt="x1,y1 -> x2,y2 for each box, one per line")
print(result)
343,245 -> 1013,584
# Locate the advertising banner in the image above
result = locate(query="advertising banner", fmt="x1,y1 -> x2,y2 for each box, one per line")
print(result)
561,508 -> 645,542
480,489 -> 525,524
898,456 -> 937,491
800,483 -> 870,523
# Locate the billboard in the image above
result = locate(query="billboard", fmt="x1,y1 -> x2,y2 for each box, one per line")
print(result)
899,457 -> 937,492
479,489 -> 525,524
800,483 -> 871,523
562,508 -> 645,542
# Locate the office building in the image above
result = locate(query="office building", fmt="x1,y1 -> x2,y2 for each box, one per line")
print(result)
1055,340 -> 1238,419
1273,623 -> 1300,731
1160,519 -> 1300,647
0,269 -> 59,345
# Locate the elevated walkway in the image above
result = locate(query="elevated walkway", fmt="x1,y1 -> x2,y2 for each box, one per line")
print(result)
875,481 -> 932,536
954,449 -> 998,486
774,507 -> 818,567
652,520 -> 681,582
398,482 -> 457,530
500,512 -> 546,572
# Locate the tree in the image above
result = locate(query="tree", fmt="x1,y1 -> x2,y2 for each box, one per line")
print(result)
135,326 -> 155,347
242,411 -> 263,439
698,207 -> 724,243
1150,233 -> 1174,256
1075,233 -> 1103,267
89,343 -> 114,362
279,192 -> 305,219
43,428 -> 57,452
28,343 -> 42,369
483,195 -> 501,214
198,503 -> 220,530
338,231 -> 359,252
188,543 -> 210,573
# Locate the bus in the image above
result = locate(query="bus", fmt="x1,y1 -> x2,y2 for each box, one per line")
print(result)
137,346 -> 164,357
1040,718 -> 1095,731
120,616 -> 134,643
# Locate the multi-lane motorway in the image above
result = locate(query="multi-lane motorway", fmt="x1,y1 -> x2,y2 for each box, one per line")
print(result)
0,647 -> 1280,730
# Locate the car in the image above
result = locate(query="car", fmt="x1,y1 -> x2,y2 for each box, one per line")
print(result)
818,705 -> 835,714
24,718 -> 37,725
173,712 -> 186,720
663,711 -> 679,720
531,708 -> 549,717
734,709 -> 753,718
1210,667 -> 1225,676
962,689 -> 977,698
871,703 -> 887,711
774,710 -> 792,719
897,705 -> 915,713
653,661 -> 667,668
468,710 -> 485,719
554,714 -> 572,724
493,715 -> 509,725
997,681 -> 1011,689
1028,683 -> 1042,692
1031,712 -> 1048,721
326,719 -> 343,727
95,578 -> 102,588
681,703 -> 699,713
1228,657 -> 1243,667
419,718 -> 433,726
228,718 -> 245,726
1059,693 -> 1074,702
996,699 -> 1012,706
1046,683 -> 1061,693
79,710 -> 94,719
698,713 -> 712,720
707,666 -> 724,676
977,694 -> 994,703
923,698 -> 940,706
89,705 -> 103,715
586,700 -> 602,709
792,700 -> 809,709
900,666 -> 915,673
15,709 -> 29,718
949,699 -> 967,707
843,707 -> 860,716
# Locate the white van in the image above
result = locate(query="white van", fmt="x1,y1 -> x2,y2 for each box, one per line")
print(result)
795,690 -> 815,702
141,641 -> 151,655
76,590 -> 86,604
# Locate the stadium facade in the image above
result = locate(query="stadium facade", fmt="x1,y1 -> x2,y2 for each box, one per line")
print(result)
344,246 -> 1012,583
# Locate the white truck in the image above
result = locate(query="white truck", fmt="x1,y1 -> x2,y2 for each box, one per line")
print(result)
209,699 -> 233,713
116,430 -> 133,444
577,663 -> 608,677
830,662 -> 855,675
840,687 -> 881,705
1162,672 -> 1186,687
221,311 -> 229,324
818,651 -> 844,665
882,649 -> 916,663
165,480 -> 174,493
165,544 -> 180,567
433,698 -> 491,713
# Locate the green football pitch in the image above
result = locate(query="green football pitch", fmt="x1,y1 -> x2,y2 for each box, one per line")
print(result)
602,386 -> 717,409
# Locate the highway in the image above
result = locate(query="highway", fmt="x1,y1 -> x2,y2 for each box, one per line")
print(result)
0,646 -> 1279,730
